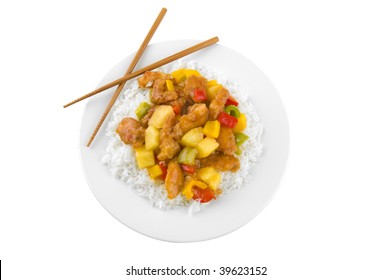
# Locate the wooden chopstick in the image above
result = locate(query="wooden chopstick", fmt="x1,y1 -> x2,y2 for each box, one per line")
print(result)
63,36 -> 219,108
86,8 -> 167,147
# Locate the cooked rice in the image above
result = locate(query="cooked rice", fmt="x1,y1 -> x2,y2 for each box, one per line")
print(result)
101,60 -> 263,211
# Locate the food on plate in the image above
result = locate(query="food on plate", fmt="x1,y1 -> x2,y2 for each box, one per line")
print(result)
115,68 -> 251,203
102,61 -> 263,210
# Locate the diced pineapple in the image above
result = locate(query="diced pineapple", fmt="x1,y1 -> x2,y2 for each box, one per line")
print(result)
207,84 -> 222,100
180,127 -> 204,147
134,146 -> 155,169
148,164 -> 163,179
184,69 -> 201,78
166,79 -> 175,91
196,137 -> 219,158
171,69 -> 186,83
197,167 -> 221,190
148,105 -> 174,129
145,126 -> 160,150
203,121 -> 220,138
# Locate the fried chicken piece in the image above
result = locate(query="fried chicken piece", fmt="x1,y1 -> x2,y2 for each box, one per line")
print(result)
199,152 -> 240,172
150,79 -> 178,104
116,117 -> 145,148
165,161 -> 184,199
137,71 -> 169,88
182,75 -> 208,100
173,103 -> 209,138
216,126 -> 237,155
209,87 -> 229,120
157,114 -> 181,161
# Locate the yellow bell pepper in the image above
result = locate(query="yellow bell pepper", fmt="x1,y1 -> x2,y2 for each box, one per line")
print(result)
172,68 -> 201,81
203,120 -> 221,138
171,69 -> 186,83
148,164 -> 163,179
184,69 -> 201,78
233,113 -> 247,133
182,180 -> 208,200
207,80 -> 217,87
165,80 -> 175,91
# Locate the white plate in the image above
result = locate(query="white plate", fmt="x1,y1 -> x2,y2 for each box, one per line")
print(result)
80,40 -> 289,242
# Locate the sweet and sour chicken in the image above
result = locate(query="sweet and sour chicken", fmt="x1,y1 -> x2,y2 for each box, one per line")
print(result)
116,69 -> 249,203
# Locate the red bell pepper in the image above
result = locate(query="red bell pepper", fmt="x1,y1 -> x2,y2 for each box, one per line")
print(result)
159,161 -> 168,180
225,95 -> 239,106
193,89 -> 207,102
192,186 -> 216,203
217,111 -> 238,128
181,164 -> 196,174
172,104 -> 181,115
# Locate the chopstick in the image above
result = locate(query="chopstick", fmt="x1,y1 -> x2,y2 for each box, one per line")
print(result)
86,7 -> 167,147
63,36 -> 219,108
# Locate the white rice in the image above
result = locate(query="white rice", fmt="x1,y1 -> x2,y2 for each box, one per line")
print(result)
101,60 -> 263,211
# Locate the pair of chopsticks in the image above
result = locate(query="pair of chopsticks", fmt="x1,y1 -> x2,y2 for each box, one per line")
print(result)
63,7 -> 219,147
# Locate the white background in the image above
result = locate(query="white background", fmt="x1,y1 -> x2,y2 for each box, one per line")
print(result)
1,0 -> 391,279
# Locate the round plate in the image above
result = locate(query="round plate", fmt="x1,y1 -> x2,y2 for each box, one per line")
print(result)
80,40 -> 289,242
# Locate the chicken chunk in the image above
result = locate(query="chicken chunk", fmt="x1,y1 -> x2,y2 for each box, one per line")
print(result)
137,71 -> 169,88
150,79 -> 178,104
116,117 -> 145,148
157,114 -> 181,161
182,75 -> 207,100
209,87 -> 229,120
174,103 -> 209,138
199,152 -> 240,172
165,161 -> 184,199
216,126 -> 237,155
